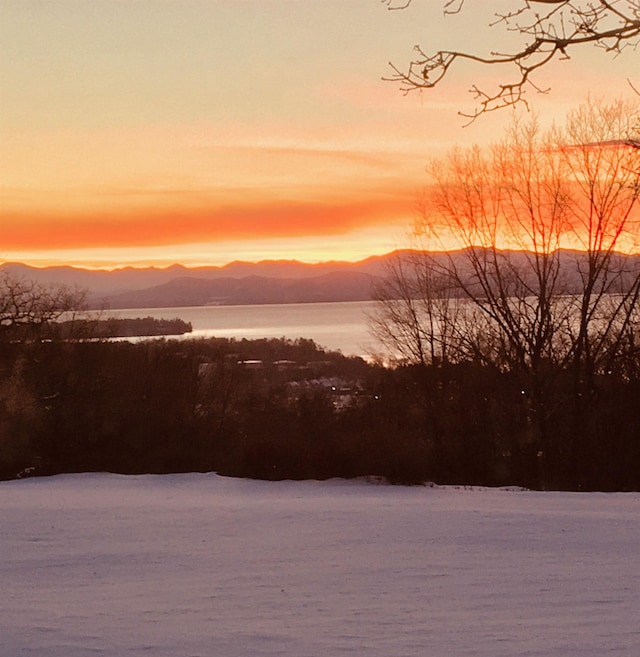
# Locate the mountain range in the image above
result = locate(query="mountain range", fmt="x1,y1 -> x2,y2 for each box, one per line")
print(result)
2,249 -> 639,309
0,253 -> 403,308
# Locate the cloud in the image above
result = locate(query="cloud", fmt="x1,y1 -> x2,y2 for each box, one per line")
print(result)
2,193 -> 414,251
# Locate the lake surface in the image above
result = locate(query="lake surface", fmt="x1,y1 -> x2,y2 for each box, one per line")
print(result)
103,300 -> 383,357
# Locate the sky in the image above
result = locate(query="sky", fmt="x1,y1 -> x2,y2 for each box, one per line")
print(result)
1,0 -> 638,270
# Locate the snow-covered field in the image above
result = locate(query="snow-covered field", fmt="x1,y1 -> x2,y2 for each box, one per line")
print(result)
1,474 -> 638,657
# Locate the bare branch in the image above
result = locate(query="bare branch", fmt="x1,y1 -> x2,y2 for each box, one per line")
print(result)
0,273 -> 87,341
386,1 -> 640,120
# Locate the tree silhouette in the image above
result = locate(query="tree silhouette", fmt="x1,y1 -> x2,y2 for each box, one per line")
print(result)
372,98 -> 640,487
0,273 -> 86,341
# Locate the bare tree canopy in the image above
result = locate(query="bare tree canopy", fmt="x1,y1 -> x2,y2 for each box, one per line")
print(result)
384,0 -> 640,120
0,273 -> 87,340
372,98 -> 640,373
371,98 -> 640,487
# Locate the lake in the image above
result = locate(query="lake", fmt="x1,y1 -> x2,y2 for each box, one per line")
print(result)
101,300 -> 384,357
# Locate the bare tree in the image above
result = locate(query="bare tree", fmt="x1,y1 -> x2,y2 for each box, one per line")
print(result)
388,115 -> 573,375
377,99 -> 639,370
558,99 -> 640,384
372,98 -> 640,486
384,0 -> 640,120
370,250 -> 464,365
0,273 -> 87,341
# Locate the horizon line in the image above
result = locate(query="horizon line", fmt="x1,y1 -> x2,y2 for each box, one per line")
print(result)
2,245 -> 639,273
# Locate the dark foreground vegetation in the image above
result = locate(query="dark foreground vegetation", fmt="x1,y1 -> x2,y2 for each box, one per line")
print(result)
1,336 -> 638,491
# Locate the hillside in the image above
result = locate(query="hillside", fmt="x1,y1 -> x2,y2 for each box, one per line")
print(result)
102,271 -> 377,308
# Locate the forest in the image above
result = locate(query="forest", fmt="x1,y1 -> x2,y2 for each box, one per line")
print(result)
0,333 -> 638,491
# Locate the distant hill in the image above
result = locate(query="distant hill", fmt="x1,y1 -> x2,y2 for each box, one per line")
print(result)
2,249 -> 639,309
0,253 -> 407,308
103,271 -> 378,308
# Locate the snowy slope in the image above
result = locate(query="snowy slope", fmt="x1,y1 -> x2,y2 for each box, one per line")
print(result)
1,474 -> 638,656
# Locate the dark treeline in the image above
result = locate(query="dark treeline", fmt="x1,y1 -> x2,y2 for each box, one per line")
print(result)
2,316 -> 193,342
51,316 -> 193,339
0,336 -> 638,490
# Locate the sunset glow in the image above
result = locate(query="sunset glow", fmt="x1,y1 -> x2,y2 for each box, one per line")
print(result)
1,1 -> 638,269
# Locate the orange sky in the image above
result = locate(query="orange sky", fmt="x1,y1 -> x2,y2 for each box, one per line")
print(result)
3,194 -> 416,249
1,1 -> 638,269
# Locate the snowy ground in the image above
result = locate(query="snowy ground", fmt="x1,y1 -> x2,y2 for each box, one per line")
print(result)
1,474 -> 638,657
